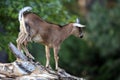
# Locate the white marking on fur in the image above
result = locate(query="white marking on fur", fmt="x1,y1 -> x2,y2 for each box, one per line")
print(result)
73,23 -> 85,27
19,6 -> 32,21
33,34 -> 43,42
17,7 -> 32,45
76,18 -> 80,23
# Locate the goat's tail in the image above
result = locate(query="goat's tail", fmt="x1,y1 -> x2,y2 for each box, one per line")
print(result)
18,6 -> 32,21
17,7 -> 32,47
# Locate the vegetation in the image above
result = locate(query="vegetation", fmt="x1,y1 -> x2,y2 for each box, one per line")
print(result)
0,0 -> 120,80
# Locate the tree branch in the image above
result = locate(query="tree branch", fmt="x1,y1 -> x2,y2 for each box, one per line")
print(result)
0,42 -> 84,80
9,42 -> 28,61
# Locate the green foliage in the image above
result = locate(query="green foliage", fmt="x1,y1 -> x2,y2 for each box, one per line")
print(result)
87,1 -> 120,56
0,0 -> 120,80
0,0 -> 77,61
86,1 -> 120,80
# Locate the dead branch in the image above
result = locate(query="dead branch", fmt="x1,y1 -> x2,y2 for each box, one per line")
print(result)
9,42 -> 28,61
0,42 -> 85,80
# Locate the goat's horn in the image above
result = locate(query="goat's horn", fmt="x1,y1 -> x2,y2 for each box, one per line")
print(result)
76,18 -> 80,23
73,23 -> 85,27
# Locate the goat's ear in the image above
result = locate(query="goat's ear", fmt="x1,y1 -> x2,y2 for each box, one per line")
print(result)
76,18 -> 80,23
73,23 -> 85,27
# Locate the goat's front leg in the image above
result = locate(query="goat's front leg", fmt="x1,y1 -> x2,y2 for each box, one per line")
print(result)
53,46 -> 60,70
45,45 -> 50,68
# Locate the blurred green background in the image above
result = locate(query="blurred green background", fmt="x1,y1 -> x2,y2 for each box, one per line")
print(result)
0,0 -> 120,80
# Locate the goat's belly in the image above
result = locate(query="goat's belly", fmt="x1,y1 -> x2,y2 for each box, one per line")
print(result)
32,34 -> 43,42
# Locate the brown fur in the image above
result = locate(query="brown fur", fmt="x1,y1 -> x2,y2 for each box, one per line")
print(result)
17,12 -> 83,70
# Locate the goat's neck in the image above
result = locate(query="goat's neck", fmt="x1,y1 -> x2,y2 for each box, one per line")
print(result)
61,23 -> 73,40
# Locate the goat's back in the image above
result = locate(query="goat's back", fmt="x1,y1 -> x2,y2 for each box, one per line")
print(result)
23,12 -> 62,46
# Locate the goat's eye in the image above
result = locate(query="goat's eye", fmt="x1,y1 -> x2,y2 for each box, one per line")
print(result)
79,28 -> 82,32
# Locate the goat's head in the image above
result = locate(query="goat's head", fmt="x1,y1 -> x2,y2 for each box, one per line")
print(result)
72,18 -> 85,38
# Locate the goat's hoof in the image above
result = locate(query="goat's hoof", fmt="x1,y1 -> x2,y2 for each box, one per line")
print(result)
56,67 -> 64,72
46,65 -> 52,70
55,67 -> 60,71
27,55 -> 35,60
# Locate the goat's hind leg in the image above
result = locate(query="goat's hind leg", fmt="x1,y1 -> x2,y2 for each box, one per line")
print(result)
16,32 -> 28,53
22,42 -> 35,60
16,32 -> 25,50
16,32 -> 28,48
18,33 -> 28,44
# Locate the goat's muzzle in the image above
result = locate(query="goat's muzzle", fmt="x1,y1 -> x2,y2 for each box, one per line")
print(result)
79,33 -> 83,38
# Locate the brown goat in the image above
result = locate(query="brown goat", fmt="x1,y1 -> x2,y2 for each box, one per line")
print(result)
16,7 -> 85,70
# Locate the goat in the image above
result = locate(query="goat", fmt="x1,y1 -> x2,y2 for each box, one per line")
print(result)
16,7 -> 85,70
